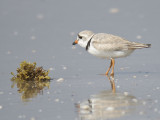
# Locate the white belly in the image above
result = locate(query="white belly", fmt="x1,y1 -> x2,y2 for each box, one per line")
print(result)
88,45 -> 134,59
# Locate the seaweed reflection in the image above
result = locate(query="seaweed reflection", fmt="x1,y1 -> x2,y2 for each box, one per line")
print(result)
11,78 -> 50,102
76,75 -> 139,120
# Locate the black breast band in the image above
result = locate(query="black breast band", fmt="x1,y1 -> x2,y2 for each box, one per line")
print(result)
86,35 -> 94,51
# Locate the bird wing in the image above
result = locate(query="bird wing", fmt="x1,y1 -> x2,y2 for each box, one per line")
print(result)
92,33 -> 131,51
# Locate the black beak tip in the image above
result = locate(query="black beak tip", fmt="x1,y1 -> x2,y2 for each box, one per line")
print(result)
72,42 -> 76,45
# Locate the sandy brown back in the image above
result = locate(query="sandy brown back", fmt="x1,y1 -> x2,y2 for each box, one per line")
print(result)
92,33 -> 151,51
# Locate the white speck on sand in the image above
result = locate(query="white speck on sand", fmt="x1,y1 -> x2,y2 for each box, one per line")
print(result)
46,91 -> 50,94
36,14 -> 44,20
132,98 -> 138,103
154,100 -> 158,103
124,92 -> 129,96
62,66 -> 67,70
139,111 -> 144,115
0,105 -> 3,109
121,111 -> 126,115
30,117 -> 36,120
87,82 -> 93,85
142,101 -> 146,105
38,109 -> 42,112
144,74 -> 148,77
154,108 -> 158,112
32,50 -> 36,53
133,75 -> 137,78
49,67 -> 54,71
57,78 -> 64,82
109,8 -> 119,14
0,91 -> 4,95
6,51 -> 11,55
55,98 -> 60,102
106,107 -> 114,111
117,85 -> 120,88
18,114 -> 26,119
120,67 -> 124,70
13,31 -> 18,36
31,36 -> 36,40
147,94 -> 151,97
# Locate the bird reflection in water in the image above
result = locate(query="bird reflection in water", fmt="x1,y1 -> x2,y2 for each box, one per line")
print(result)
76,75 -> 139,120
11,79 -> 50,102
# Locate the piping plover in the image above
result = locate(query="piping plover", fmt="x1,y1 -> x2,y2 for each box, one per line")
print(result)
72,30 -> 151,76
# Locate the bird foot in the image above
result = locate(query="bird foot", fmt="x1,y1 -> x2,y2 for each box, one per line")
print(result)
110,72 -> 114,77
105,72 -> 114,77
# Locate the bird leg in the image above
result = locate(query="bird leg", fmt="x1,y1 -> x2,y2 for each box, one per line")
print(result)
110,59 -> 115,76
105,59 -> 113,75
105,59 -> 115,76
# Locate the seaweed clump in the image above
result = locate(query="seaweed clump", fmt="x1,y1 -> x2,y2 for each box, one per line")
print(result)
11,61 -> 50,81
11,61 -> 51,102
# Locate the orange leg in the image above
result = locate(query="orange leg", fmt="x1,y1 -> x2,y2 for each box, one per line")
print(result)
105,59 -> 113,75
110,59 -> 115,76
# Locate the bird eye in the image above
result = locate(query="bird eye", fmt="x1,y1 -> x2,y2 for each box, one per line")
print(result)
78,34 -> 82,39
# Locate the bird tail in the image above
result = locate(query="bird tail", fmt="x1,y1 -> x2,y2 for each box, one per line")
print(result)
129,42 -> 151,49
145,44 -> 151,48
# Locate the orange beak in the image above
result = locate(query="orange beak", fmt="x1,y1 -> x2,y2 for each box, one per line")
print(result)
72,40 -> 78,45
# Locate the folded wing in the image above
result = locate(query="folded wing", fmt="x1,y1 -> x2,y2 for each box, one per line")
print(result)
92,33 -> 151,51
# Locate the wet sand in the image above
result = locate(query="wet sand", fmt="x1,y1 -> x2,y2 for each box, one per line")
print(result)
0,0 -> 160,120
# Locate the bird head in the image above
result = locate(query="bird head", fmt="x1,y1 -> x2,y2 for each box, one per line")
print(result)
72,30 -> 94,48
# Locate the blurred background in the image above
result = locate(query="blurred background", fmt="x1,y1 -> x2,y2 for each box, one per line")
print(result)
0,0 -> 160,120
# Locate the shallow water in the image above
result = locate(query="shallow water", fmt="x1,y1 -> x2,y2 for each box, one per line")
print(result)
0,0 -> 160,120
